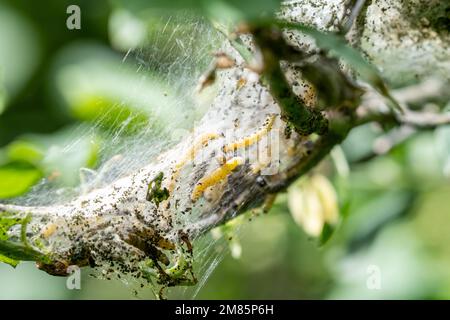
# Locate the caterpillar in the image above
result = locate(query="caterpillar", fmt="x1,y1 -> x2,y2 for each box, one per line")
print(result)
223,114 -> 276,153
169,132 -> 220,192
191,157 -> 244,202
41,222 -> 58,239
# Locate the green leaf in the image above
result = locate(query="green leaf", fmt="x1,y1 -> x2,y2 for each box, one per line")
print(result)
6,127 -> 101,187
0,213 -> 21,241
0,212 -> 49,264
0,253 -> 19,267
0,128 -> 100,193
0,239 -> 47,262
0,163 -> 42,199
6,140 -> 44,165
319,223 -> 335,246
52,43 -> 183,133
114,0 -> 281,21
278,22 -> 402,112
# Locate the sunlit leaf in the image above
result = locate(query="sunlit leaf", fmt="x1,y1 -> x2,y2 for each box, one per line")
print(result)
0,213 -> 21,241
51,43 -> 184,133
0,239 -> 47,263
22,127 -> 101,186
0,163 -> 42,199
6,141 -> 44,165
0,212 -> 50,264
319,223 -> 335,246
0,253 -> 19,268
0,126 -> 100,190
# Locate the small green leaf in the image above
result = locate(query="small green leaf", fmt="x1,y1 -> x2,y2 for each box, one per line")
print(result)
0,212 -> 49,264
52,43 -> 183,133
0,253 -> 19,267
319,223 -> 335,246
6,140 -> 44,165
0,214 -> 21,241
12,127 -> 101,187
0,163 -> 42,199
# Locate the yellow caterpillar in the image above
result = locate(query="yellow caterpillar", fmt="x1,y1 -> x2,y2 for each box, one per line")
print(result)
223,115 -> 276,152
191,157 -> 244,202
169,132 -> 220,192
41,222 -> 58,239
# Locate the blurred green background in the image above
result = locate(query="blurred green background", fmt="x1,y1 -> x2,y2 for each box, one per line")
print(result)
1,0 -> 450,299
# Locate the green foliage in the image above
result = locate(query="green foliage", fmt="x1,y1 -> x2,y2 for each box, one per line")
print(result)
114,0 -> 281,22
0,254 -> 19,267
0,164 -> 42,199
319,223 -> 335,246
51,43 -> 179,133
0,1 -> 208,198
0,239 -> 47,265
0,126 -> 100,198
0,212 -> 48,266
6,141 -> 44,165
0,213 -> 21,241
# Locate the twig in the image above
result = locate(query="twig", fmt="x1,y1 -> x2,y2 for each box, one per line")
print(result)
357,109 -> 450,129
356,79 -> 450,128
354,126 -> 417,164
399,111 -> 450,128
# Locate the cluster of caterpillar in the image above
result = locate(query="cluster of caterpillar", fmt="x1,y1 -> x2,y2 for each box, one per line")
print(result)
190,114 -> 277,203
154,114 -> 277,205
191,157 -> 244,202
168,132 -> 220,193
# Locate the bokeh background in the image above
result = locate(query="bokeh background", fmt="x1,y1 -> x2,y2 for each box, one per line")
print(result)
1,0 -> 450,299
